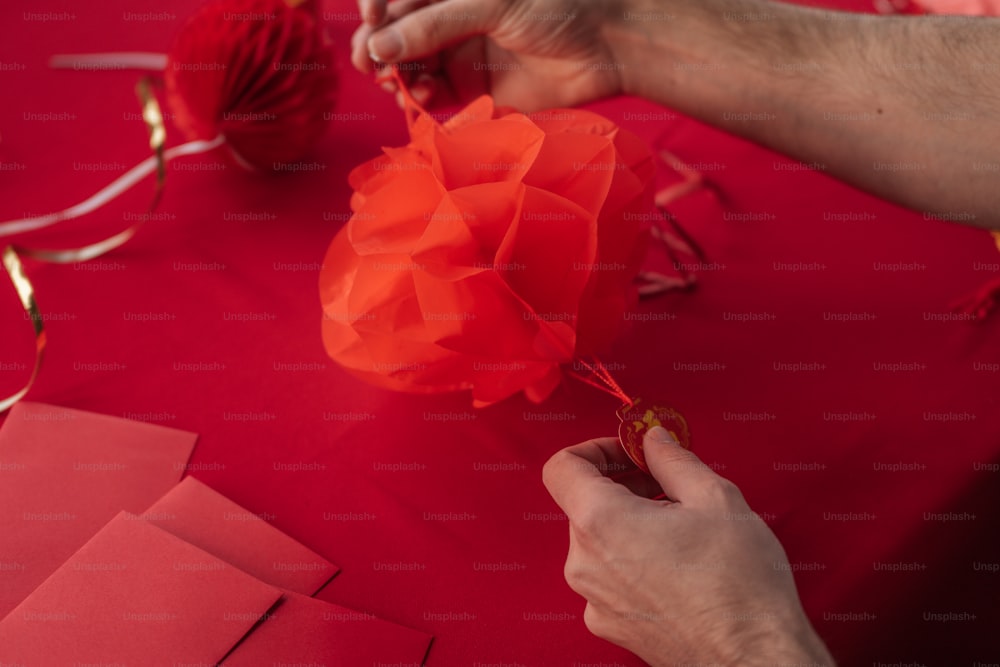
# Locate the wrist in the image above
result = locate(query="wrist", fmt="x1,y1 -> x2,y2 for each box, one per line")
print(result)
600,0 -> 829,118
635,608 -> 835,667
740,613 -> 836,667
601,0 -> 751,101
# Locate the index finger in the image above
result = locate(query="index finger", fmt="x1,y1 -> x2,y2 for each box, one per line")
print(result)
542,438 -> 644,517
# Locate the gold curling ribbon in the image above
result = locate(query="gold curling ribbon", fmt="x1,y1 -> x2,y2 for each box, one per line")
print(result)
0,77 -> 167,412
0,248 -> 45,413
140,77 -> 167,210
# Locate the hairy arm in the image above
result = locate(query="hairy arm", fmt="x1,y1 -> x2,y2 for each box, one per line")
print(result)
605,0 -> 1000,228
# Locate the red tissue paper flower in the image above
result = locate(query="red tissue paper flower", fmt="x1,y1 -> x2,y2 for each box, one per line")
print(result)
320,94 -> 656,406
165,0 -> 337,170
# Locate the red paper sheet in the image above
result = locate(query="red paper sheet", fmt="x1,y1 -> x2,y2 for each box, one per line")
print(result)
0,402 -> 197,619
223,590 -> 433,666
0,512 -> 282,666
139,478 -> 430,664
143,475 -> 338,593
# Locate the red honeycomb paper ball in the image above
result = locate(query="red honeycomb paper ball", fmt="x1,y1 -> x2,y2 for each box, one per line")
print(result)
165,0 -> 337,170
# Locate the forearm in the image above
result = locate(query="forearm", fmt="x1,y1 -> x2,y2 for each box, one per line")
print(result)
604,0 -> 1000,230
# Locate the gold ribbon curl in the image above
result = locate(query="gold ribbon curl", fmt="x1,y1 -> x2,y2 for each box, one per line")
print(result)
0,77 -> 167,412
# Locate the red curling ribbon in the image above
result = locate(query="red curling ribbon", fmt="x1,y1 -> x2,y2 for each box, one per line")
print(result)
950,274 -> 1000,321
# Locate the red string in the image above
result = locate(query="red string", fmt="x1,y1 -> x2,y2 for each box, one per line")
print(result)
950,275 -> 1000,320
375,66 -> 434,133
568,357 -> 634,406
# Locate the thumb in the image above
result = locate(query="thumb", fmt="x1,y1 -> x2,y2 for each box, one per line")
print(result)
368,0 -> 496,63
643,426 -> 719,502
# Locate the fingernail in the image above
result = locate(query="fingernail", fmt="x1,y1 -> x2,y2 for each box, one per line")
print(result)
646,425 -> 678,445
380,80 -> 398,94
369,29 -> 403,62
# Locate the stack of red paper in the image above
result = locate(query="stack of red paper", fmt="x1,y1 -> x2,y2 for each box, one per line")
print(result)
0,402 -> 432,665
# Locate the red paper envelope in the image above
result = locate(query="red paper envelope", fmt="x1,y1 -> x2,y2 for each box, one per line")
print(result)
222,591 -> 433,666
0,512 -> 282,665
0,402 -> 197,619
143,476 -> 338,594
142,480 -> 430,664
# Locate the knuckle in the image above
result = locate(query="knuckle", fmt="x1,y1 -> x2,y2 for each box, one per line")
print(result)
583,604 -> 612,640
571,503 -> 608,537
563,559 -> 587,593
702,476 -> 744,505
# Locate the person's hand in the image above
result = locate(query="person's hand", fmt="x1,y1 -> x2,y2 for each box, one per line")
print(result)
542,427 -> 836,667
350,0 -> 627,111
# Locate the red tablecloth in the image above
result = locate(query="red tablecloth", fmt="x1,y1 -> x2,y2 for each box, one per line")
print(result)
1,0 -> 997,664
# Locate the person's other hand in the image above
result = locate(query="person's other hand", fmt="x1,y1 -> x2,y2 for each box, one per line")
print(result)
350,0 -> 626,111
542,427 -> 835,667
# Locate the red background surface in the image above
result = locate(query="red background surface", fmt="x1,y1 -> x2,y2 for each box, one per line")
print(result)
1,0 -> 998,664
